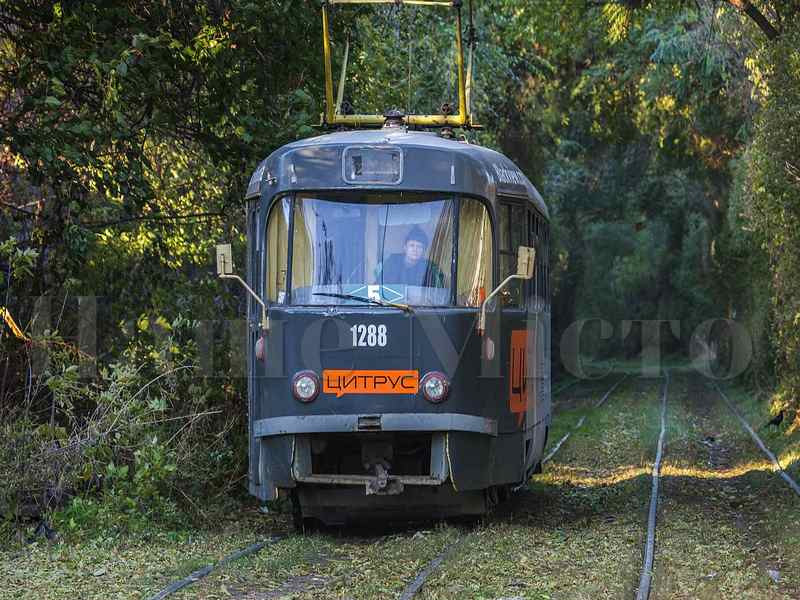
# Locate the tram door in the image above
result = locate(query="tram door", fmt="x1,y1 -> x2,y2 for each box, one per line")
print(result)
527,210 -> 550,472
246,200 -> 260,495
497,201 -> 529,439
498,200 -> 549,478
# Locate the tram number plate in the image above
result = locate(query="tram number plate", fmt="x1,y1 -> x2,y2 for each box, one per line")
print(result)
350,324 -> 388,347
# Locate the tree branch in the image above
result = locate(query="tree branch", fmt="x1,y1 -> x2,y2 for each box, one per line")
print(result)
80,211 -> 224,229
0,200 -> 35,217
725,0 -> 780,40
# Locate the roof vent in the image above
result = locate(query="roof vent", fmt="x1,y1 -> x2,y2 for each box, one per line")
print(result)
383,109 -> 406,128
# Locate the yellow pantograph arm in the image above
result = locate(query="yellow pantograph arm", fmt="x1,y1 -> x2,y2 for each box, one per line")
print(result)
0,306 -> 29,341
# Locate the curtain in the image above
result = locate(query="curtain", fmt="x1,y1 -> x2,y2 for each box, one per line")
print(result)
291,199 -> 315,290
457,198 -> 493,306
427,199 -> 454,287
266,198 -> 290,302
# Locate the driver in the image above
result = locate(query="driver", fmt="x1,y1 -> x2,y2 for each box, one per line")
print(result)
378,226 -> 444,287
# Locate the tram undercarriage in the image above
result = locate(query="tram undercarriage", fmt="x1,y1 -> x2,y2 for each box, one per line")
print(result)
293,483 -> 493,527
257,425 -> 545,526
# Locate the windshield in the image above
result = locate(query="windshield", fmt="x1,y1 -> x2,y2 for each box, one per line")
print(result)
290,193 -> 454,306
264,193 -> 494,308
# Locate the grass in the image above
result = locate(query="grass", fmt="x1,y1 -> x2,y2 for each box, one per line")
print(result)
173,524 -> 462,599
0,504 -> 291,600
2,373 -> 797,599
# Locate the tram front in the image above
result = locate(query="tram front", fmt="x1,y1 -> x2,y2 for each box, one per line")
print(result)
220,130 -> 546,525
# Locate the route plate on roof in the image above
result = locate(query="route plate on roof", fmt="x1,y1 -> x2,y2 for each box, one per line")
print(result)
342,146 -> 403,185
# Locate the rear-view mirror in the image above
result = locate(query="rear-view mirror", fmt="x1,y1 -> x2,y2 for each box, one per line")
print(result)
216,243 -> 234,276
516,246 -> 535,279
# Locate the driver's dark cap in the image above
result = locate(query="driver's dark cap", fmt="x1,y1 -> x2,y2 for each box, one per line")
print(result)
405,226 -> 428,247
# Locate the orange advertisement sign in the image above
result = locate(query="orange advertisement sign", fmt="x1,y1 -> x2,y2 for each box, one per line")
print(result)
322,370 -> 419,398
509,330 -> 529,425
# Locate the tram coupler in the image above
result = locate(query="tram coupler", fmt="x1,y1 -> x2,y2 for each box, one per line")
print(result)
366,463 -> 404,496
363,441 -> 404,495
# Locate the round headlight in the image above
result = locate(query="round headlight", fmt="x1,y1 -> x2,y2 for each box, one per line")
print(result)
292,371 -> 320,403
421,371 -> 449,403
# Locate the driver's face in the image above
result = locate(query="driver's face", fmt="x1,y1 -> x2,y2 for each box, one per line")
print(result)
404,239 -> 425,263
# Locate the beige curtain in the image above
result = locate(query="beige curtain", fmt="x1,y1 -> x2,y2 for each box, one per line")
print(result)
266,198 -> 289,302
427,199 -> 454,287
457,199 -> 493,306
291,199 -> 315,290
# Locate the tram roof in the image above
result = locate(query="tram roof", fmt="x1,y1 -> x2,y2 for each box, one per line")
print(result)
247,129 -> 548,219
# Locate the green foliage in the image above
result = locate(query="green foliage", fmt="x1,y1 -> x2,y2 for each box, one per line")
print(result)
746,22 -> 800,410
0,239 -> 38,286
0,1 -> 313,537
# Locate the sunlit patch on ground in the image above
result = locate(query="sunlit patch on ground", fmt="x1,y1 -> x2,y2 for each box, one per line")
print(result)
661,460 -> 779,480
545,463 -> 650,487
777,445 -> 800,470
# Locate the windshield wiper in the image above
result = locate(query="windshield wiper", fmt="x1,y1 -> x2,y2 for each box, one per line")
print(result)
312,292 -> 413,313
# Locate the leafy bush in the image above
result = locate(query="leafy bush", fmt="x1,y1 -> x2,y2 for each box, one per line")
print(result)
746,22 -> 800,414
0,294 -> 246,542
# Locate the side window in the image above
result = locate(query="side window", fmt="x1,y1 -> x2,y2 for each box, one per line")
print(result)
265,197 -> 290,303
543,221 -> 551,312
457,197 -> 493,306
498,200 -> 526,307
529,210 -> 550,312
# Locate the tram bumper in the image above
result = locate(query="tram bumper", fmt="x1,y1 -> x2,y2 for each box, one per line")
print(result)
251,413 -> 498,502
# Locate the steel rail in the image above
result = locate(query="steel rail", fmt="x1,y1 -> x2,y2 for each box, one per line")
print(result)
551,378 -> 580,396
635,371 -> 670,600
398,538 -> 463,599
594,373 -> 630,408
542,374 -> 628,465
146,536 -> 283,600
712,382 -> 800,498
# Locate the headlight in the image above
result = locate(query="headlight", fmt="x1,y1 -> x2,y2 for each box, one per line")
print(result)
421,371 -> 449,403
292,371 -> 320,403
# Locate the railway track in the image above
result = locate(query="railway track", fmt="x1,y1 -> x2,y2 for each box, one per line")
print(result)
632,372 -> 799,600
416,372 -> 798,599
146,538 -> 283,600
543,374 -> 628,464
398,374 -> 633,598
635,372 -> 669,600
712,382 -> 800,498
534,372 -> 666,598
397,537 -> 465,600
142,373 -> 799,599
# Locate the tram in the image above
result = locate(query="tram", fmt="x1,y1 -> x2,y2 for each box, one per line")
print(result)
216,0 -> 551,525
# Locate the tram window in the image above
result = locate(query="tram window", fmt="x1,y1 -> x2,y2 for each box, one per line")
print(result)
265,197 -> 290,303
528,211 -> 550,312
457,197 -> 493,306
510,205 -> 525,249
498,201 -> 525,307
544,224 -> 551,311
290,193 -> 454,307
528,210 -> 549,312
